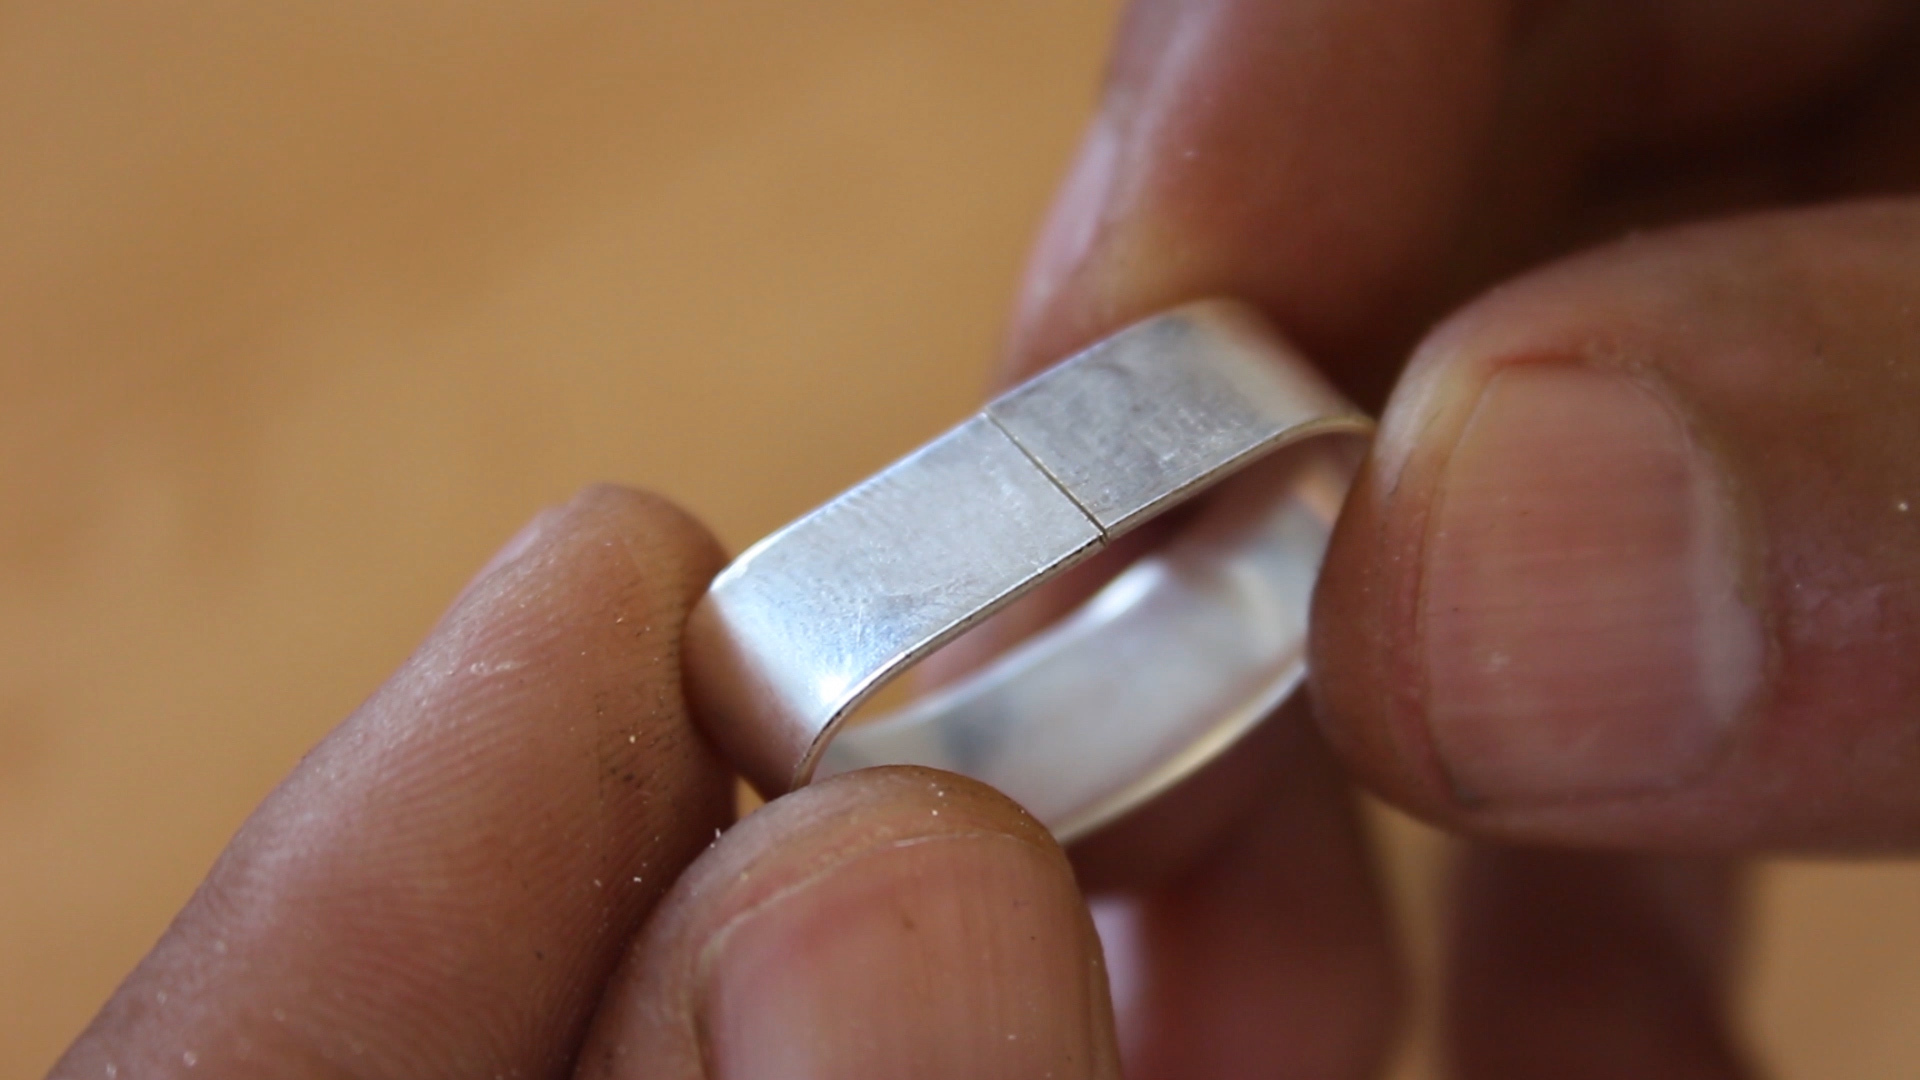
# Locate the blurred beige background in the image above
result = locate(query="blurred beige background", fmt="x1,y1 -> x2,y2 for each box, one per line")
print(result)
2,4 -> 1917,1077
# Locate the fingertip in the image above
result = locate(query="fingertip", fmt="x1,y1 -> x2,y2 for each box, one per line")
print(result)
539,483 -> 727,605
568,483 -> 727,572
450,484 -> 725,648
56,483 -> 738,1080
579,768 -> 1119,1080
1317,204 -> 1920,850
623,767 -> 1074,976
1313,278 -> 1767,822
1309,447 -> 1443,811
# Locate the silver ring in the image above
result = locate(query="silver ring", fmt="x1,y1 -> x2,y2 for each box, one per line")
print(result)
684,300 -> 1371,841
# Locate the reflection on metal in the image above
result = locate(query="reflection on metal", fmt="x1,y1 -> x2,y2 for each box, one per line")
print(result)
684,300 -> 1371,842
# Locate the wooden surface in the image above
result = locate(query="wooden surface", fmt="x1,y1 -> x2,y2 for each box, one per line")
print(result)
2,5 -> 1916,1077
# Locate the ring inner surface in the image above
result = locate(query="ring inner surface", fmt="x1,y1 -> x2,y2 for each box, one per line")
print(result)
820,436 -> 1364,843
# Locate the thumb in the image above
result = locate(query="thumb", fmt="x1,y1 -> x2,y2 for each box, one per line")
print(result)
574,769 -> 1121,1080
1312,200 -> 1920,851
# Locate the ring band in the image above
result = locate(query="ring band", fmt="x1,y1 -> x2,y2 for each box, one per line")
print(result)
684,300 -> 1371,841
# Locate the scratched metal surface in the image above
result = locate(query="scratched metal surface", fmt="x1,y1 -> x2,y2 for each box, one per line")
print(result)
988,301 -> 1352,534
824,441 -> 1364,840
688,416 -> 1100,793
685,301 -> 1372,837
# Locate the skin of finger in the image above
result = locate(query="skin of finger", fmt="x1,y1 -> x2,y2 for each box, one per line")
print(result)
1016,0 -> 1912,407
929,0 -> 1522,849
1009,0 -> 1514,405
1601,0 -> 1910,143
53,485 -> 734,1080
969,0 -> 1915,801
571,767 -> 1120,1080
1312,199 -> 1920,849
1456,0 -> 1916,288
1445,846 -> 1754,1079
1089,704 -> 1403,1080
989,6 -> 1911,1076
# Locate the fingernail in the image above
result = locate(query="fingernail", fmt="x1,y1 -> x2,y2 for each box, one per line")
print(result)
1420,364 -> 1762,804
700,835 -> 1112,1080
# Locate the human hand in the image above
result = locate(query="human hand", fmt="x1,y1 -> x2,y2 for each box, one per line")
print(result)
992,1 -> 1920,1076
51,487 -> 1125,1079
54,3 -> 1920,1079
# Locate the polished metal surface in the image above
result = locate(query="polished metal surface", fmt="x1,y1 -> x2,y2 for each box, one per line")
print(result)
684,299 -> 1372,841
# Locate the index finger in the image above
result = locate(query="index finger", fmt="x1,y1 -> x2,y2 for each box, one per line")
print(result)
54,485 -> 732,1080
1009,0 -> 1511,403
